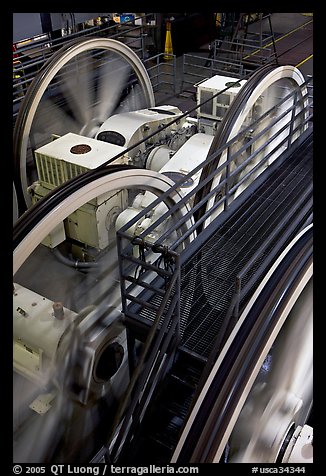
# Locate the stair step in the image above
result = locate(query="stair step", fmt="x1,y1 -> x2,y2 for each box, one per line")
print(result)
169,372 -> 198,389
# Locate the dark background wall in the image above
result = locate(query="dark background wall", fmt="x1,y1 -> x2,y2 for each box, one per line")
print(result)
160,13 -> 218,56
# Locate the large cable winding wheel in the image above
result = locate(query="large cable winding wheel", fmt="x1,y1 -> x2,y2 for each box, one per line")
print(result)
13,166 -> 190,464
13,38 -> 155,212
172,225 -> 313,463
194,64 -> 308,228
13,166 -> 188,276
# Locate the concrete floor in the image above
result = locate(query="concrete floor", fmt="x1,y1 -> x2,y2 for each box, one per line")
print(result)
153,12 -> 313,111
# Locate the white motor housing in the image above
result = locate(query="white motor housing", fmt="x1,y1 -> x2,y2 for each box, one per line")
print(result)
196,74 -> 247,135
96,105 -> 187,159
13,283 -> 129,407
115,133 -> 214,243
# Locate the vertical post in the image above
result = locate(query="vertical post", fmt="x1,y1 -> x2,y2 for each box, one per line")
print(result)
140,27 -> 145,60
126,330 -> 137,377
233,275 -> 242,320
175,253 -> 181,340
181,54 -> 186,94
224,146 -> 231,211
288,90 -> 298,148
116,232 -> 127,314
157,54 -> 161,91
267,14 -> 279,65
259,13 -> 263,49
213,38 -> 217,61
173,54 -> 177,94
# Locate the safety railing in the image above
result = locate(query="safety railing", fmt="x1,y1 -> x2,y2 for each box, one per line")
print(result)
201,173 -> 313,375
118,78 -> 312,255
111,76 -> 313,460
180,33 -> 278,95
144,53 -> 177,94
181,52 -> 252,94
108,242 -> 181,461
13,40 -> 177,126
212,36 -> 277,69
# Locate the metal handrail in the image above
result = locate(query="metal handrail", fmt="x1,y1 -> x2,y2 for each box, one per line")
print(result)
144,53 -> 177,94
117,78 -> 312,252
181,53 -> 248,91
158,95 -> 310,249
203,182 -> 313,372
109,250 -> 181,462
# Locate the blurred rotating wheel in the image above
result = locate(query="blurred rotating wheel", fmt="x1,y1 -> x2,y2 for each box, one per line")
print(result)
194,64 -> 309,229
172,225 -> 313,463
13,167 -> 189,463
227,276 -> 313,463
13,181 -> 19,224
13,37 -> 155,211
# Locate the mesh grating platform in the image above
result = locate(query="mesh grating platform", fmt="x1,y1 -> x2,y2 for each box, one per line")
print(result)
178,137 -> 313,358
123,136 -> 312,360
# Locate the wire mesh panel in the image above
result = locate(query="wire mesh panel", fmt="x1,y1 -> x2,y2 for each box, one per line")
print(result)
178,137 -> 312,359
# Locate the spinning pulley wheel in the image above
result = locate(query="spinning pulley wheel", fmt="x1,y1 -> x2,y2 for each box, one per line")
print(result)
13,37 -> 155,211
